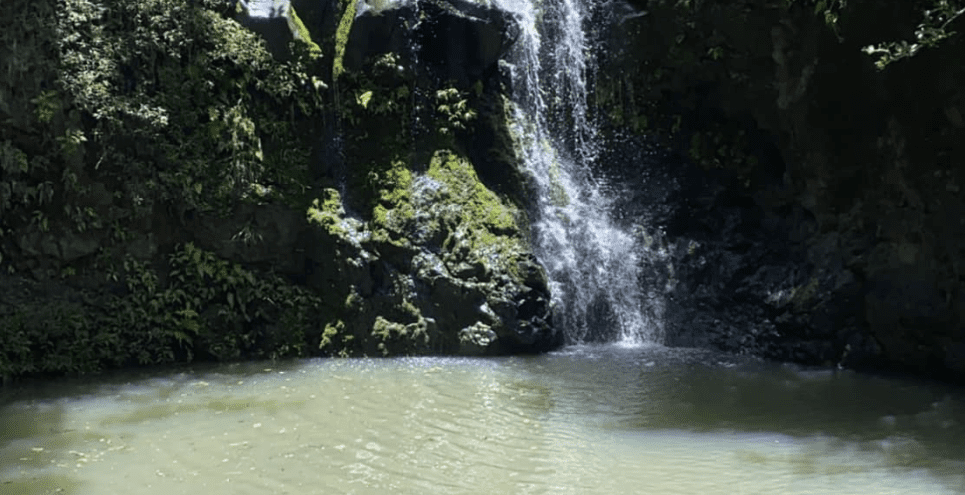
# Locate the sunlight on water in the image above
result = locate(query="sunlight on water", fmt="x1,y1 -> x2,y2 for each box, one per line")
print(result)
2,347 -> 963,494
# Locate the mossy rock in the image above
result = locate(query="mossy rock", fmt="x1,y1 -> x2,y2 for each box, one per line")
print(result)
301,147 -> 557,356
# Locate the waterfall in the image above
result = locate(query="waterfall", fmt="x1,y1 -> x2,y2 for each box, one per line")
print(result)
493,0 -> 662,345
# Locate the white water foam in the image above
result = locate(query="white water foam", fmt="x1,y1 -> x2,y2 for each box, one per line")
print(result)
493,0 -> 663,345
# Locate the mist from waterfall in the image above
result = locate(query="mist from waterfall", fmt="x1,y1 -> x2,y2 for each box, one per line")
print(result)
493,0 -> 664,345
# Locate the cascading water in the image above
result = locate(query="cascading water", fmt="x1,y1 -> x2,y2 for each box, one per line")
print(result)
493,0 -> 663,345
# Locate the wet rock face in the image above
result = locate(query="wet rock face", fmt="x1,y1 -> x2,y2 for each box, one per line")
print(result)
300,181 -> 557,357
188,204 -> 307,275
177,173 -> 557,359
0,0 -> 558,382
597,0 -> 965,381
277,0 -> 558,355
342,0 -> 511,86
218,0 -> 558,356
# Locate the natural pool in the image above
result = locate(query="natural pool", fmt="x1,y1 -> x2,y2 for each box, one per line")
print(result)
2,344 -> 964,494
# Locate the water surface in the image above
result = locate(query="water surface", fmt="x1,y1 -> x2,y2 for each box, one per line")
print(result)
2,345 -> 964,494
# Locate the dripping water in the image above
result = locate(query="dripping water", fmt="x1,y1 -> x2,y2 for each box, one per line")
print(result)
493,0 -> 663,345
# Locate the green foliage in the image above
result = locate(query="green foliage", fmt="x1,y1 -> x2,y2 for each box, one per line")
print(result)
594,78 -> 652,134
0,243 -> 325,380
1,0 -> 323,277
32,90 -> 60,124
51,0 -> 321,215
357,90 -> 374,109
0,141 -> 55,238
800,0 -> 847,36
792,0 -> 962,67
333,61 -> 420,224
687,128 -> 758,185
862,1 -> 964,69
339,54 -> 412,126
106,243 -> 324,362
0,302 -> 102,378
707,45 -> 725,61
435,87 -> 478,135
56,127 -> 87,159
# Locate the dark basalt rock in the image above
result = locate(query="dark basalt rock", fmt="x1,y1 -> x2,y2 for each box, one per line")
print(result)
343,0 -> 512,86
595,0 -> 965,382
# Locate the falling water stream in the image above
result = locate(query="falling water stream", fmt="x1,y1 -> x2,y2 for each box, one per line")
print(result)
494,0 -> 660,345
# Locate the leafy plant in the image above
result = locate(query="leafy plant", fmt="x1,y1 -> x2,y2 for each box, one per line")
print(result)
862,1 -> 964,68
51,0 -> 322,216
106,243 -> 324,363
436,87 -> 477,135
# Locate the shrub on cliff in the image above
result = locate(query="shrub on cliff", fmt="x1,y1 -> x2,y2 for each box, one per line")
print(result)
53,0 -> 324,214
1,0 -> 325,256
0,0 -> 329,379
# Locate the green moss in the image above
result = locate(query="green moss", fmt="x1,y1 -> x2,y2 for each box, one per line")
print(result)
380,160 -> 413,201
332,0 -> 358,81
423,150 -> 526,279
287,6 -> 322,59
307,188 -> 348,236
370,160 -> 415,231
400,299 -> 420,318
790,277 -> 821,311
344,288 -> 363,312
319,319 -> 344,350
372,316 -> 402,337
427,150 -> 517,233
371,316 -> 429,356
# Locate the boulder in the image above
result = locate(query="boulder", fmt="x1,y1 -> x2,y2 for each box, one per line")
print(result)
300,154 -> 559,356
344,0 -> 512,86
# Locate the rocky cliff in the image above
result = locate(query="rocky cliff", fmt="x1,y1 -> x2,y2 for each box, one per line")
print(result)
597,0 -> 965,381
0,0 -> 557,381
2,0 -> 962,383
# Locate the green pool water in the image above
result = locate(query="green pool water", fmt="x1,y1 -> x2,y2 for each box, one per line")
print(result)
2,345 -> 963,494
